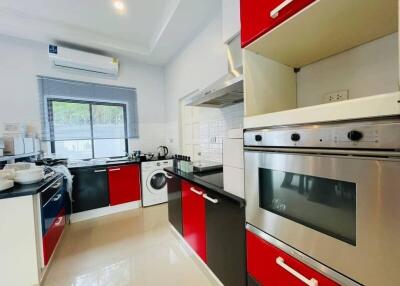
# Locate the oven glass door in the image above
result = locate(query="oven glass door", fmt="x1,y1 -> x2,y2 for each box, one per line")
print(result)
259,168 -> 356,245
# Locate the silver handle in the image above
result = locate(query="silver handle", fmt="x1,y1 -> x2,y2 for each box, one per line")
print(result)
190,187 -> 203,196
108,168 -> 121,172
94,169 -> 106,173
52,194 -> 62,202
51,182 -> 62,189
276,257 -> 318,286
270,0 -> 294,18
203,194 -> 218,204
54,217 -> 63,226
165,173 -> 173,179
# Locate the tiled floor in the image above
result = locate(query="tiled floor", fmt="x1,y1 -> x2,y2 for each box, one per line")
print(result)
43,204 -> 216,286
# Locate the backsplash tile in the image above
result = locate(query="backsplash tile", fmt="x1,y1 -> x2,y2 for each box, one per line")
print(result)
182,103 -> 243,163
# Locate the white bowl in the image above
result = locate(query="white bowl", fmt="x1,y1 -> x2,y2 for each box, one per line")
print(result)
14,167 -> 44,184
0,179 -> 14,191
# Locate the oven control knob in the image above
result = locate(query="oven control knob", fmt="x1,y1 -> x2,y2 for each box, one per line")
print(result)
291,133 -> 301,142
347,130 -> 363,141
255,135 -> 262,142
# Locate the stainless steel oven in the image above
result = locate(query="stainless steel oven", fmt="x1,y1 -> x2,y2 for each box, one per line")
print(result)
244,117 -> 400,286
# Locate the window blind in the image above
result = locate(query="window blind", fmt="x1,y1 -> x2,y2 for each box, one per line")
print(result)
38,76 -> 139,141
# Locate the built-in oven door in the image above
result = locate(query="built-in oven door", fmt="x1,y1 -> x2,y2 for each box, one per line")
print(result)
245,150 -> 400,286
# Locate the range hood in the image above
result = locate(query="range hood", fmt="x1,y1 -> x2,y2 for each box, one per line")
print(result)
187,36 -> 243,108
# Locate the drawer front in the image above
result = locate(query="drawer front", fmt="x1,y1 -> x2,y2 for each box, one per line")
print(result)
241,0 -> 315,47
246,230 -> 340,286
108,164 -> 141,206
181,180 -> 207,262
41,178 -> 65,235
43,208 -> 65,265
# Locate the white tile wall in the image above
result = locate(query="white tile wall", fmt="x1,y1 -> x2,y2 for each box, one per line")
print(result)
182,102 -> 244,163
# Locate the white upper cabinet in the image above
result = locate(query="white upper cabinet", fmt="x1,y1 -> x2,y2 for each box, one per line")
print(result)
222,0 -> 240,43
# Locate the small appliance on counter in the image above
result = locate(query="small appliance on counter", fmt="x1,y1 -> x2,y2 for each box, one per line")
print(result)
3,135 -> 25,155
157,146 -> 169,159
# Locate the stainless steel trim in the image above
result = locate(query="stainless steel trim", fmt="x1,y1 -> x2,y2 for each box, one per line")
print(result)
244,118 -> 400,150
246,224 -> 361,286
203,194 -> 219,204
94,169 -> 106,173
244,146 -> 400,158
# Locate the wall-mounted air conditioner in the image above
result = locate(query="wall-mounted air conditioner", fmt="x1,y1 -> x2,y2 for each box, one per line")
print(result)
48,45 -> 119,76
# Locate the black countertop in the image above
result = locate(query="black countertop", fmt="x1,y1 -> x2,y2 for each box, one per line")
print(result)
164,167 -> 245,206
67,159 -> 141,170
0,173 -> 64,200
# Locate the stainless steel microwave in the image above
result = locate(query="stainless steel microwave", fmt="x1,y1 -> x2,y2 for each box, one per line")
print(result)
244,118 -> 400,286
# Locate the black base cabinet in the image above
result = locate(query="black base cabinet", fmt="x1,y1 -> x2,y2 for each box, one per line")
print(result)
166,174 -> 183,235
71,167 -> 110,213
205,190 -> 247,286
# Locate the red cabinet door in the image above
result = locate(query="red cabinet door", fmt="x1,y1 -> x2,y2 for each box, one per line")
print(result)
240,0 -> 315,47
108,164 -> 141,206
181,180 -> 207,262
247,230 -> 340,286
43,208 -> 65,265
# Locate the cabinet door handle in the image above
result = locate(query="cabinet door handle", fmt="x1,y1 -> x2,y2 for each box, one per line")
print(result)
165,173 -> 173,179
52,194 -> 62,202
190,187 -> 203,196
276,257 -> 318,286
270,0 -> 294,19
94,169 -> 106,173
54,217 -> 63,226
108,168 -> 121,172
203,194 -> 219,204
51,182 -> 62,189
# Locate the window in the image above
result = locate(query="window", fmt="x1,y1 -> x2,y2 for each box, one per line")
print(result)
48,99 -> 128,159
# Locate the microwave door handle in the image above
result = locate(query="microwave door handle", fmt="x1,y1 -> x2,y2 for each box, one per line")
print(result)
276,257 -> 318,286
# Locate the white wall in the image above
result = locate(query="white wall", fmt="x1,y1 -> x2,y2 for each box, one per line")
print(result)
297,33 -> 399,107
0,35 -> 166,154
164,8 -> 230,155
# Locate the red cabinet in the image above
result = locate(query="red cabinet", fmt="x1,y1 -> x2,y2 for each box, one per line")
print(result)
181,180 -> 207,262
108,164 -> 141,206
43,208 -> 65,265
240,0 -> 315,47
247,230 -> 340,286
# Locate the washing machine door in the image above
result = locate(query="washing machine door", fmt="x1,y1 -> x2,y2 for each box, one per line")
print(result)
146,170 -> 168,194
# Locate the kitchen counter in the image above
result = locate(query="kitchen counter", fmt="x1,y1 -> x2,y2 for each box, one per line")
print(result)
67,159 -> 141,170
0,173 -> 64,200
164,167 -> 245,207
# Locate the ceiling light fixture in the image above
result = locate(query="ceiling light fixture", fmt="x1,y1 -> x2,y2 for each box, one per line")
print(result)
112,0 -> 126,12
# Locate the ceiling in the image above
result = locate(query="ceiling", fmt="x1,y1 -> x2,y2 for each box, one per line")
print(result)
0,0 -> 221,65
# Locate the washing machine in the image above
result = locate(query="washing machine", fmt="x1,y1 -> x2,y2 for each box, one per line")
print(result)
141,159 -> 173,207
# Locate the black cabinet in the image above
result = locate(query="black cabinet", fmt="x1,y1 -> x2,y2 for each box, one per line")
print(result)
71,167 -> 109,213
205,190 -> 246,286
166,173 -> 183,235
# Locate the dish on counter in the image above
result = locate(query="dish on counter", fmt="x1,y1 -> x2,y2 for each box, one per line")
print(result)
14,167 -> 44,184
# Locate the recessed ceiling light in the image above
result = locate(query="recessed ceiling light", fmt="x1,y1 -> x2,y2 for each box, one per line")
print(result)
113,0 -> 125,12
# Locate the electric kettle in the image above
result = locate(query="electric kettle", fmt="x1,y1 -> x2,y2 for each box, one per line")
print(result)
157,146 -> 169,159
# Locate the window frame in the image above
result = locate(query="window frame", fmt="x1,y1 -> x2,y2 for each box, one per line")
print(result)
47,98 -> 129,159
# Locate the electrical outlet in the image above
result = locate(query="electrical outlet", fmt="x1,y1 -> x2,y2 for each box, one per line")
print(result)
324,90 -> 349,103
